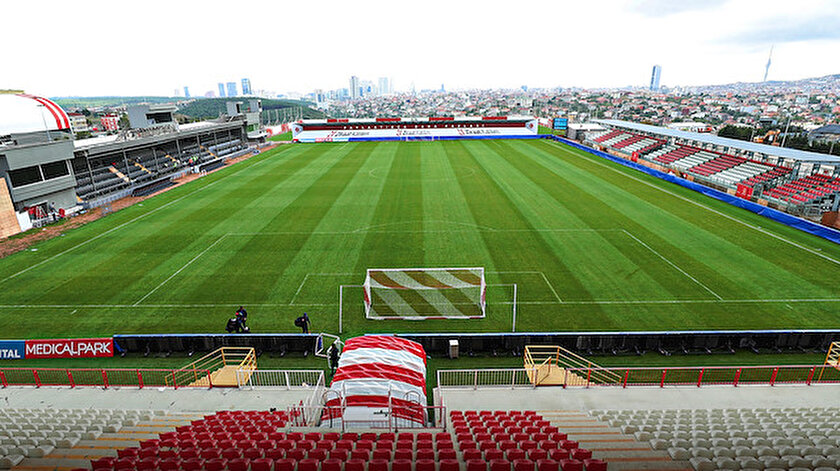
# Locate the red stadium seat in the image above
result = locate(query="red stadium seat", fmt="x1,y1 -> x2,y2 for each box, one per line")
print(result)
507,449 -> 526,461
571,449 -> 592,460
228,458 -> 251,471
159,458 -> 182,471
467,459 -> 489,471
205,458 -> 228,471
251,457 -> 274,471
393,458 -> 413,471
395,449 -> 413,460
490,459 -> 513,471
350,449 -> 370,461
372,449 -> 391,461
309,448 -> 328,461
330,449 -> 349,461
536,460 -> 559,471
298,458 -> 319,471
559,459 -> 583,471
322,459 -> 343,471
180,458 -> 205,471
286,448 -> 306,461
416,458 -> 437,471
528,449 -> 548,461
345,459 -> 366,471
274,459 -> 296,471
549,449 -> 570,461
514,460 -> 536,471
265,448 -> 285,460
583,459 -> 607,471
417,449 -> 436,460
369,459 -> 389,471
243,448 -> 263,460
486,449 -> 505,461
136,458 -> 160,470
464,449 -> 483,461
440,458 -> 461,471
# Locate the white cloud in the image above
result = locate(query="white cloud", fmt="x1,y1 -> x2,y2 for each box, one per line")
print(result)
1,0 -> 837,96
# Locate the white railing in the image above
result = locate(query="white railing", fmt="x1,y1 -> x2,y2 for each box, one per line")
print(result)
236,369 -> 325,390
437,368 -> 536,390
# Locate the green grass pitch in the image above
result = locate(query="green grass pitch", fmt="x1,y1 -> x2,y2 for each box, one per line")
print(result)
1,139 -> 839,339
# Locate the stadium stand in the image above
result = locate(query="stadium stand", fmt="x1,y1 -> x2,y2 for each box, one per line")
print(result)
0,408 -> 195,469
764,174 -> 840,205
594,408 -> 840,471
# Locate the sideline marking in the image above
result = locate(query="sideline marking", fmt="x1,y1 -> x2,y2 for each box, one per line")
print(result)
547,140 -> 840,267
622,230 -> 722,300
289,272 -> 355,305
2,298 -> 840,309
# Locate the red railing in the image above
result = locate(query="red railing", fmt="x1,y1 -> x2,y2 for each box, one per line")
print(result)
0,368 -> 212,389
562,365 -> 840,388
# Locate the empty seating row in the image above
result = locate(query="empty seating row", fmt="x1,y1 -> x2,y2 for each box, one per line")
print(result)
765,173 -> 840,205
687,154 -> 744,176
92,455 -> 605,471
0,408 -> 171,469
671,150 -> 716,171
593,407 -> 840,471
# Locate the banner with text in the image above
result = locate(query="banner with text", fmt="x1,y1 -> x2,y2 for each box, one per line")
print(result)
24,338 -> 114,359
0,340 -> 25,360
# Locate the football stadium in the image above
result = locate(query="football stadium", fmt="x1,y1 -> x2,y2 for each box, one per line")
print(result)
1,101 -> 840,469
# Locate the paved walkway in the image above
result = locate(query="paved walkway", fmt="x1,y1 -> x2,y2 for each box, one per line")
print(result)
0,386 -> 312,412
437,383 -> 840,412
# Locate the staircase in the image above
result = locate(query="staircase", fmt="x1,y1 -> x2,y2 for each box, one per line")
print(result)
165,347 -> 257,388
524,345 -> 622,387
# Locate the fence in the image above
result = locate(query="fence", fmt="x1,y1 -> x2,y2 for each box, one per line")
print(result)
0,368 -> 211,389
235,369 -> 325,390
291,401 -> 447,432
438,365 -> 840,389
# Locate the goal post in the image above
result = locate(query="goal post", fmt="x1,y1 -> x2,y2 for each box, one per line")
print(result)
362,267 -> 487,320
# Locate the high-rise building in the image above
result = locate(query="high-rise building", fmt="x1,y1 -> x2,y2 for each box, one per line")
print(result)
218,83 -> 226,98
241,78 -> 252,96
650,65 -> 662,91
377,77 -> 389,96
226,82 -> 238,97
349,76 -> 360,99
183,86 -> 190,98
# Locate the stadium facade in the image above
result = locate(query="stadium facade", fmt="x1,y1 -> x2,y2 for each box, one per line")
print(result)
0,94 -> 263,238
585,119 -> 840,222
292,116 -> 538,143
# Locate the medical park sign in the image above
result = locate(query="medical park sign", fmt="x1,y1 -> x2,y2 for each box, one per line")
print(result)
0,338 -> 113,359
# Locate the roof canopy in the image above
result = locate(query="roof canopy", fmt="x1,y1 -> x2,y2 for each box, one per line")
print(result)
595,119 -> 840,164
0,94 -> 71,136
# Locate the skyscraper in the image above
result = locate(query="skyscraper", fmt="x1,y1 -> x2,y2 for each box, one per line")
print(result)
183,86 -> 190,98
377,77 -> 389,96
218,83 -> 226,98
226,82 -> 237,97
650,65 -> 662,91
349,76 -> 360,99
241,78 -> 252,96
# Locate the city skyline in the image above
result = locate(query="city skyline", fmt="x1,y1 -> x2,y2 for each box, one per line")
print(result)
3,0 -> 840,97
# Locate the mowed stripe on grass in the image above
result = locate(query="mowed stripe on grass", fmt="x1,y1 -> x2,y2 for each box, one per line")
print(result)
0,140 -> 838,338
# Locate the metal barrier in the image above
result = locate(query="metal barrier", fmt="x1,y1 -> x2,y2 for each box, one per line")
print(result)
438,365 -> 840,389
235,369 -> 325,390
0,368 -> 211,389
165,347 -> 255,387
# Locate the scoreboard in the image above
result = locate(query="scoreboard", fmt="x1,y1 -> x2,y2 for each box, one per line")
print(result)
553,117 -> 568,130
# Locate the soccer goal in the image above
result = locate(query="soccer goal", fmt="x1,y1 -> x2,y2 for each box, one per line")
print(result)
361,267 -> 487,320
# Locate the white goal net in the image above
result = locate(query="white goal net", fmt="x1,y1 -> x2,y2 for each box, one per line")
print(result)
363,267 -> 486,319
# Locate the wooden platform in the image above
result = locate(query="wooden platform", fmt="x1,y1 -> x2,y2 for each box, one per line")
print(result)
526,364 -> 589,386
189,365 -> 255,388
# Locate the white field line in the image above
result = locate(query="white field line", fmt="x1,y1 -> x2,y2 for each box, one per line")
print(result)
622,230 -> 722,300
2,298 -> 840,309
226,228 -> 625,236
132,235 -> 228,306
0,152 -> 272,286
549,140 -> 840,267
289,272 -> 355,305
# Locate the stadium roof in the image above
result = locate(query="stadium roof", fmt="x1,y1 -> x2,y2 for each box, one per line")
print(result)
809,124 -> 840,136
0,93 -> 71,136
595,119 -> 840,164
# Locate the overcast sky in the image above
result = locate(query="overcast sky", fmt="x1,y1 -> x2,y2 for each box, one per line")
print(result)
3,0 -> 839,97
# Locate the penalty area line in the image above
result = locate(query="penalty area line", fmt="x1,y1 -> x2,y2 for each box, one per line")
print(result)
622,229 -> 722,300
